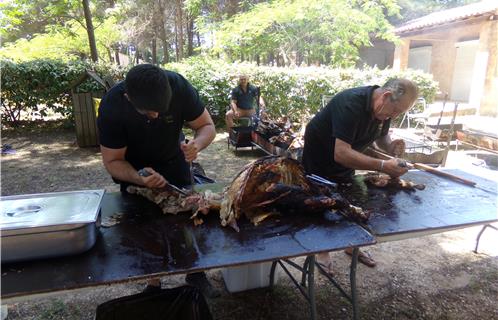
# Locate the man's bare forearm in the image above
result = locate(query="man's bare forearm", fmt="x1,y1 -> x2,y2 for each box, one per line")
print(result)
334,138 -> 382,171
230,101 -> 238,112
104,159 -> 143,186
335,147 -> 382,171
194,123 -> 216,151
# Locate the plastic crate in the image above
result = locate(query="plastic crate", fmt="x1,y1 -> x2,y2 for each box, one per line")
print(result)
221,262 -> 279,293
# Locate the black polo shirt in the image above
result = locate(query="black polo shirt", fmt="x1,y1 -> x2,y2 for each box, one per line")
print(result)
302,85 -> 390,179
231,84 -> 258,110
97,71 -> 205,188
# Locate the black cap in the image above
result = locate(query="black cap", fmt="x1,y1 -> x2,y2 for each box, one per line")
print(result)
125,64 -> 172,113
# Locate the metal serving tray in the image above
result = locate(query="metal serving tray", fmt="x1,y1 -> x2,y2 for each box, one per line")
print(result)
1,189 -> 105,263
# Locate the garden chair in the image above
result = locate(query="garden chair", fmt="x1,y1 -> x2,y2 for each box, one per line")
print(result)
399,97 -> 429,129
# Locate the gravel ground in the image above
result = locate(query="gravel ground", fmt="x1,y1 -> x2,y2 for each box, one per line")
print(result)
1,128 -> 497,320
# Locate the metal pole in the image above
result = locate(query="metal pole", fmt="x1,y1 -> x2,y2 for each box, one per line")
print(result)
270,261 -> 278,287
301,257 -> 310,287
308,255 -> 317,320
350,247 -> 359,320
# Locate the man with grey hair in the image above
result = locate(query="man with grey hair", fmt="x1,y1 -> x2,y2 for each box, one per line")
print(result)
302,78 -> 419,270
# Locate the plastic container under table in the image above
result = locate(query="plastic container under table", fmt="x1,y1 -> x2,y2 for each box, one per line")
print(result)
221,262 -> 279,293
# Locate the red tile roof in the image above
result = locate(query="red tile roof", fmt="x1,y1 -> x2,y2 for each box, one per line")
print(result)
395,0 -> 498,34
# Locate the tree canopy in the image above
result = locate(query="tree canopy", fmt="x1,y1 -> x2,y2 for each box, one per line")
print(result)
0,0 -> 483,66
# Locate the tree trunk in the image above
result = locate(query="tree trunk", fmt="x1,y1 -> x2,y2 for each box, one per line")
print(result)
186,14 -> 194,57
136,48 -> 140,64
296,51 -> 302,66
82,0 -> 98,62
151,37 -> 157,65
162,41 -> 169,64
107,47 -> 113,63
268,52 -> 274,66
175,0 -> 184,61
157,0 -> 170,64
114,44 -> 120,65
174,24 -> 179,61
196,32 -> 201,47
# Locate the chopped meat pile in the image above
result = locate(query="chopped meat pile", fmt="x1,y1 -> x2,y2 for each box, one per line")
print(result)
363,173 -> 425,191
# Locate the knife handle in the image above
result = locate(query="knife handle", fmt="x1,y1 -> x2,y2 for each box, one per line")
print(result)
138,168 -> 151,177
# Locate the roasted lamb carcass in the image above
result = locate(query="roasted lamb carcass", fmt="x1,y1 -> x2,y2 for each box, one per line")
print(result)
220,156 -> 368,231
363,173 -> 425,191
126,185 -> 223,225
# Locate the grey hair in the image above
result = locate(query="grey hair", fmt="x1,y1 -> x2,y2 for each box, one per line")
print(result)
382,78 -> 419,102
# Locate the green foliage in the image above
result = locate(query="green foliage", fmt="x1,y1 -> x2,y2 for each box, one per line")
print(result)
0,0 -> 109,44
0,59 -> 127,127
1,58 -> 438,128
206,0 -> 400,67
167,57 -> 439,126
0,17 -> 123,63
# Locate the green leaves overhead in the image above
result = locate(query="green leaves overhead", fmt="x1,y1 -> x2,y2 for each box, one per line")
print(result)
209,0 -> 399,67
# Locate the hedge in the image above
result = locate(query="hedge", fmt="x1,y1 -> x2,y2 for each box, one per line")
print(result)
0,59 -> 127,126
167,57 -> 439,126
1,58 -> 439,128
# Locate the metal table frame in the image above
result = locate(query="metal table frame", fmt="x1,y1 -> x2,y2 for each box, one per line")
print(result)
269,248 -> 361,320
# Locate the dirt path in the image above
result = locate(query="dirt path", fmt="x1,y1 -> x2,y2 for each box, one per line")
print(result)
1,129 -> 497,320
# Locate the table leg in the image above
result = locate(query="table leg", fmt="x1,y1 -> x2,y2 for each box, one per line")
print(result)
350,247 -> 359,320
270,261 -> 278,287
308,255 -> 317,320
474,224 -> 498,253
301,256 -> 310,287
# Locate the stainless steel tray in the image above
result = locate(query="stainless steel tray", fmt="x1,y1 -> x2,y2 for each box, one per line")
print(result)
1,189 -> 105,263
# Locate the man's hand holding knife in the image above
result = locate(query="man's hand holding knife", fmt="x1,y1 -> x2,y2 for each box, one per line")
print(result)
181,138 -> 198,192
378,138 -> 411,177
180,139 -> 200,162
138,167 -> 167,188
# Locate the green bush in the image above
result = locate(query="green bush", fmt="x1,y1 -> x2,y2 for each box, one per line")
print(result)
1,57 -> 438,128
166,57 -> 439,126
0,59 -> 127,127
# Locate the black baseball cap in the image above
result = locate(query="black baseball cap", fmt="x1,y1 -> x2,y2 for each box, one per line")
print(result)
125,64 -> 172,113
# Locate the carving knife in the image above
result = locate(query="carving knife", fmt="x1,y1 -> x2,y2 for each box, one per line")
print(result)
137,168 -> 188,195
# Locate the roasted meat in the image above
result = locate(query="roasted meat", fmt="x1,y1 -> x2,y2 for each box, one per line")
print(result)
126,185 -> 223,225
220,156 -> 368,231
363,173 -> 425,191
128,157 -> 368,230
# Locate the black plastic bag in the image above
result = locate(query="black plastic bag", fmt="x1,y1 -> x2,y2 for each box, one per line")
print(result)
95,285 -> 213,320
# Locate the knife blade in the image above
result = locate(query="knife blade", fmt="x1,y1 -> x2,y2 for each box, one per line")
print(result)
137,168 -> 189,195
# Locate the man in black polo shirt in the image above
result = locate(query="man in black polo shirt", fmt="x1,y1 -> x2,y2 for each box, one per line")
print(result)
97,64 -> 219,297
303,78 -> 418,271
225,74 -> 266,128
